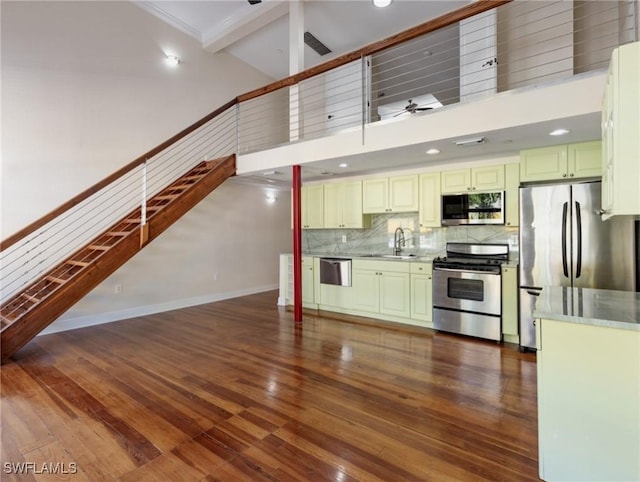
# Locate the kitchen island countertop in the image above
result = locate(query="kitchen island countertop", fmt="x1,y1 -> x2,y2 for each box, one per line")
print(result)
533,286 -> 640,331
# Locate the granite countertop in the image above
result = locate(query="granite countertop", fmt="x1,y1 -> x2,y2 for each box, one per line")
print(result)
295,252 -> 519,266
533,286 -> 640,331
301,252 -> 440,262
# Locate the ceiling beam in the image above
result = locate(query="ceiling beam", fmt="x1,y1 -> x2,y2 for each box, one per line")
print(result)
203,1 -> 289,54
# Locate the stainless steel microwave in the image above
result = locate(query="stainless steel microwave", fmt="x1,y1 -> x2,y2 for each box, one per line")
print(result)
441,191 -> 505,226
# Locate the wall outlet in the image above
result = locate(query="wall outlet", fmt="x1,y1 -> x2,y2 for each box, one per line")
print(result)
213,272 -> 219,281
114,283 -> 122,294
341,235 -> 347,243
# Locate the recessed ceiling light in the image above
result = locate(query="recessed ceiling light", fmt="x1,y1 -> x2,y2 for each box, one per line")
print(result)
262,170 -> 281,176
339,163 -> 348,168
426,148 -> 440,155
164,55 -> 180,66
373,0 -> 392,7
549,128 -> 570,136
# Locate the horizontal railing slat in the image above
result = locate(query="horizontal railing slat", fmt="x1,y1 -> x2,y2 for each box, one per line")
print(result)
238,0 -> 512,102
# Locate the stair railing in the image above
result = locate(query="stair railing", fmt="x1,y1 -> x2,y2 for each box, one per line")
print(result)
0,101 -> 237,306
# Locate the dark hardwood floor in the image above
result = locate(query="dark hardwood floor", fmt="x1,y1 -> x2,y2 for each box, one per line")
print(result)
1,291 -> 539,481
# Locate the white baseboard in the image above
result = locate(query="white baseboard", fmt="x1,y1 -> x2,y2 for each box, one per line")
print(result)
39,284 -> 278,336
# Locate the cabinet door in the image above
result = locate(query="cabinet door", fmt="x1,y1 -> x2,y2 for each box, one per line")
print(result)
302,257 -> 314,305
304,185 -> 324,229
323,183 -> 343,228
379,272 -> 410,318
362,178 -> 388,214
501,266 -> 518,336
419,173 -> 441,228
351,270 -> 379,313
342,181 -> 365,228
504,163 -> 519,227
441,169 -> 471,193
568,141 -> 602,179
520,145 -> 568,182
410,273 -> 433,322
472,165 -> 505,190
389,175 -> 419,212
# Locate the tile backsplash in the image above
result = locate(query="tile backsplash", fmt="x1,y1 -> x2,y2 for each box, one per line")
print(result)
303,212 -> 519,257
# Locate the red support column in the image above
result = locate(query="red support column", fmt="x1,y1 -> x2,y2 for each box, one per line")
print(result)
292,165 -> 303,322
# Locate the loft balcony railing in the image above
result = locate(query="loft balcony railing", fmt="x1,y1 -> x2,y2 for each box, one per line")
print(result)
1,0 -> 637,304
236,0 -> 638,154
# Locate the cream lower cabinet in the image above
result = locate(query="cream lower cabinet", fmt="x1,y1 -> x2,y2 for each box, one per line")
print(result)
410,263 -> 432,324
351,260 -> 411,318
302,257 -> 315,305
280,255 -> 318,308
501,265 -> 518,343
537,319 -> 640,481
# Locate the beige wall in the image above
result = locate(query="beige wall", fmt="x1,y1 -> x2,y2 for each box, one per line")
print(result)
1,0 -> 292,332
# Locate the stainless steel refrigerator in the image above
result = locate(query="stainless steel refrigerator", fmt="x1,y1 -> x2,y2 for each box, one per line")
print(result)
519,181 -> 638,350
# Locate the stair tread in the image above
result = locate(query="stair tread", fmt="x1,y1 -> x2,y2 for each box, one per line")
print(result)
21,294 -> 40,303
88,245 -> 111,251
107,231 -> 130,237
154,195 -> 178,201
46,276 -> 67,284
67,260 -> 90,267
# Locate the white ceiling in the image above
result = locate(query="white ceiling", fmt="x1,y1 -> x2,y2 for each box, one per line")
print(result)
135,0 -> 469,79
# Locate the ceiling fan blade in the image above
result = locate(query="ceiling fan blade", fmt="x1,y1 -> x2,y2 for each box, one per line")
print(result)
415,107 -> 433,111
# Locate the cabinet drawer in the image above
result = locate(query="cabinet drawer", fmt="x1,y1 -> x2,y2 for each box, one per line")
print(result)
352,259 -> 410,273
410,262 -> 433,274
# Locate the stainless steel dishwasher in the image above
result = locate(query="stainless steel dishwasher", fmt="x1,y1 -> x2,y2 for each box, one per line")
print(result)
319,258 -> 352,287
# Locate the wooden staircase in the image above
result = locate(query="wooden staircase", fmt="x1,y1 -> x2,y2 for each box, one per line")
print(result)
0,155 -> 236,362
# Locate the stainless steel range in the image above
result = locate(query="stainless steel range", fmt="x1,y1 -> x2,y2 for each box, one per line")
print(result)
432,243 -> 508,342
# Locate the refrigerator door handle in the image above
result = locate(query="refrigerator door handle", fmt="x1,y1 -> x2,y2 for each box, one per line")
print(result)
575,201 -> 582,279
562,202 -> 569,278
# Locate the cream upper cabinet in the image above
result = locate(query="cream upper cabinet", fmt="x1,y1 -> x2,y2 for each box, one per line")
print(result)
520,141 -> 602,182
291,185 -> 324,229
324,181 -> 370,229
504,163 -> 519,227
303,185 -> 324,229
520,145 -> 568,182
363,175 -> 419,214
568,141 -> 602,179
601,41 -> 640,219
418,172 -> 441,228
441,165 -> 505,193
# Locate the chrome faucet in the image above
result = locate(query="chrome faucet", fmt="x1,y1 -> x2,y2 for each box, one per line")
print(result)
393,227 -> 405,256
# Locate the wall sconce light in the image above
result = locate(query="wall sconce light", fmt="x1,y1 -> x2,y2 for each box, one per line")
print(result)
165,55 -> 180,66
266,193 -> 277,204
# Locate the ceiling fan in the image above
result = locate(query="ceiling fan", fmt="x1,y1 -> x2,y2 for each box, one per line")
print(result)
394,99 -> 434,117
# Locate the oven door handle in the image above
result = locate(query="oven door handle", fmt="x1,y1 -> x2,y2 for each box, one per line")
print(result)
433,267 -> 500,275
